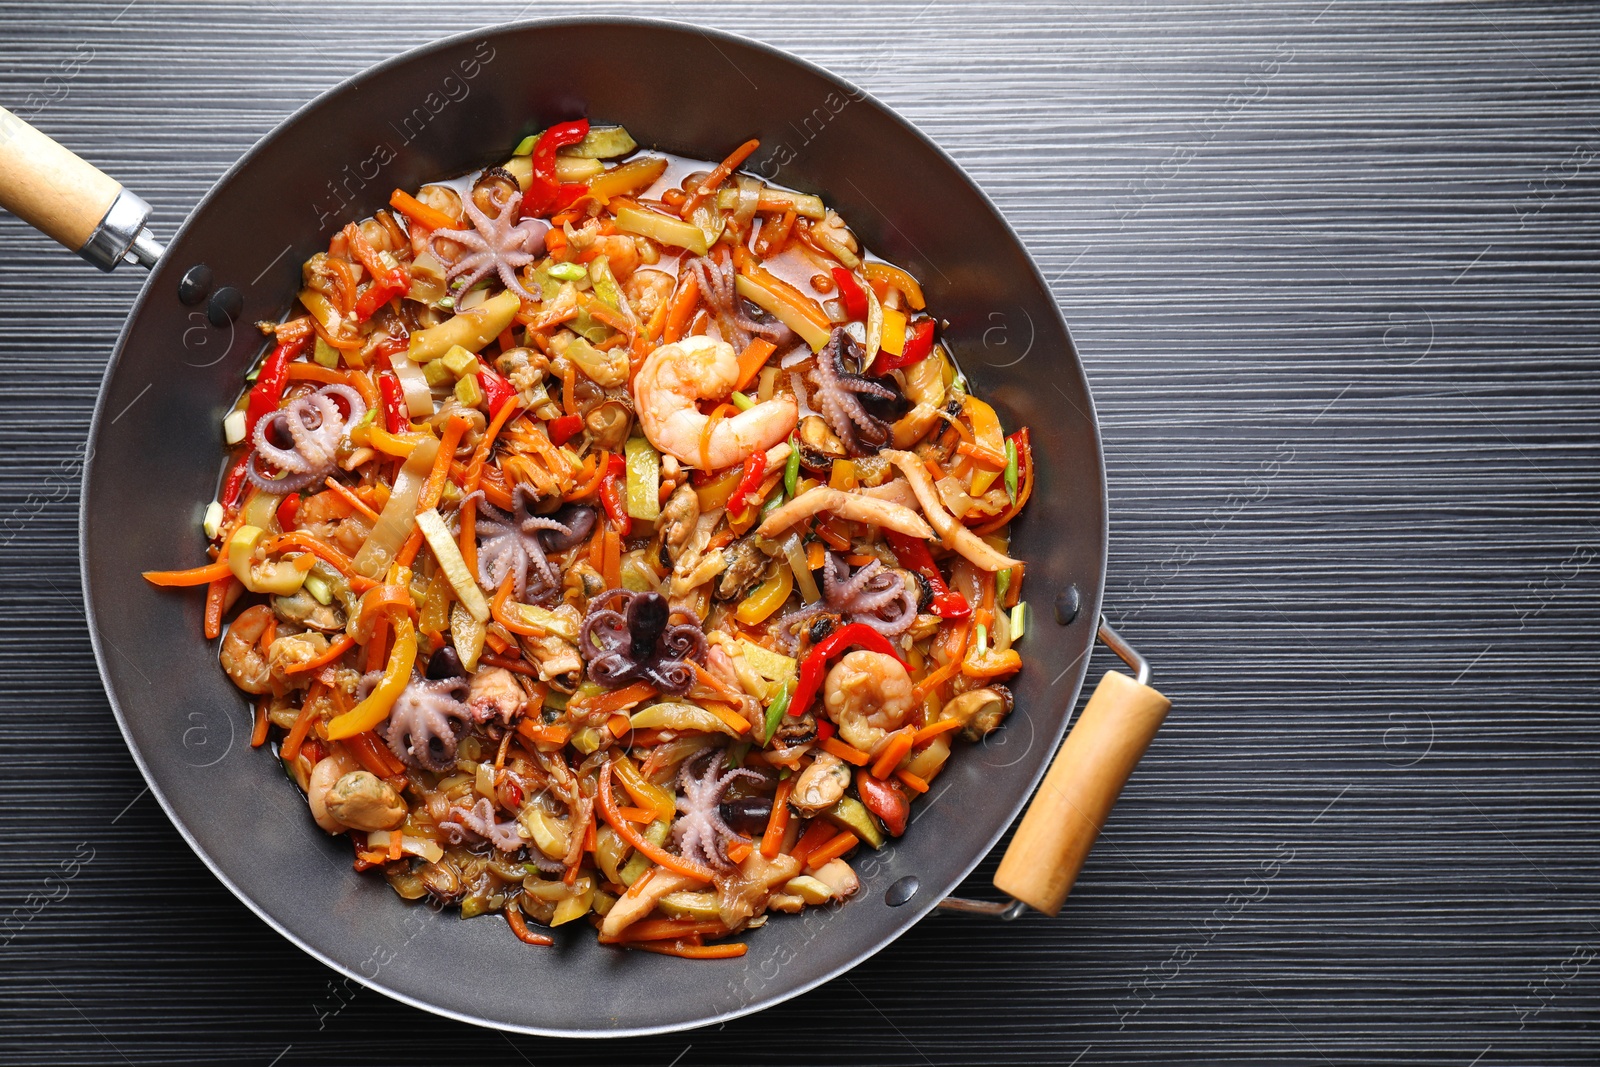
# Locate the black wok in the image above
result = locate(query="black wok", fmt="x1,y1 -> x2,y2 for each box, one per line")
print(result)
0,18 -> 1168,1036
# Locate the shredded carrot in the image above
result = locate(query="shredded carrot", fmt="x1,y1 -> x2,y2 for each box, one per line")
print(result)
819,736 -> 871,767
416,415 -> 468,512
281,698 -> 319,763
284,633 -> 355,675
598,763 -> 714,883
912,717 -> 964,745
760,778 -> 793,859
393,526 -> 425,568
491,574 -> 545,637
692,662 -> 743,703
607,713 -> 633,738
683,138 -> 760,218
912,624 -> 972,701
629,939 -> 747,959
365,615 -> 389,674
572,680 -> 657,716
705,702 -> 752,735
602,917 -> 731,944
284,362 -> 378,409
699,403 -> 735,471
566,451 -> 606,501
459,398 -> 520,580
602,528 -> 622,590
203,575 -> 235,640
787,819 -> 837,867
805,540 -> 827,571
561,360 -> 578,416
813,521 -> 851,552
869,727 -> 916,779
895,768 -> 931,794
805,830 -> 860,872
250,696 -> 270,748
504,899 -> 555,946
480,653 -> 537,677
265,531 -> 357,576
617,805 -> 655,824
484,630 -> 511,655
143,560 -> 231,587
956,440 -> 1008,469
726,841 -> 754,864
662,271 -> 701,344
322,477 -> 381,523
388,187 -> 456,232
516,721 -> 572,747
346,729 -> 406,778
734,338 -> 778,392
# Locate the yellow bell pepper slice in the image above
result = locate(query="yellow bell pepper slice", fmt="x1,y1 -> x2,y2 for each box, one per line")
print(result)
879,305 -> 907,358
862,262 -> 926,310
613,754 -> 677,822
327,614 -> 417,740
735,564 -> 794,626
964,395 -> 1007,497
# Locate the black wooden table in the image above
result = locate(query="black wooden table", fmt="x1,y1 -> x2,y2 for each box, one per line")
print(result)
2,2 -> 1596,1063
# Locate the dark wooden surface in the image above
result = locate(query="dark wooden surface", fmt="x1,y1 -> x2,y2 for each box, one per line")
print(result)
2,1 -> 1597,1063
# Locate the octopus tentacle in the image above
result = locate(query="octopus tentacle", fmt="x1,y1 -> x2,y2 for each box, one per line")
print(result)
429,191 -> 547,306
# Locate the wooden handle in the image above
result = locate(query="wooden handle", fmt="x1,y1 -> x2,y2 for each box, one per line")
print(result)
993,670 -> 1171,916
0,107 -> 122,252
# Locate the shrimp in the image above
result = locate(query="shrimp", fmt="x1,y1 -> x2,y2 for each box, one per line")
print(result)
822,650 -> 916,753
634,335 -> 797,469
220,604 -> 275,694
296,490 -> 372,557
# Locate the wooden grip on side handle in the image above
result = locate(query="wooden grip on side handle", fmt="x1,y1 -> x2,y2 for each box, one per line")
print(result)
993,670 -> 1171,916
0,107 -> 122,253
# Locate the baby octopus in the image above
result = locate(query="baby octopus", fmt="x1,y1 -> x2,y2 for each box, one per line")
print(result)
372,672 -> 472,772
673,749 -> 763,870
469,486 -> 574,603
428,189 -> 548,305
246,384 -> 366,493
775,551 -> 918,653
804,328 -> 895,457
579,589 -> 707,696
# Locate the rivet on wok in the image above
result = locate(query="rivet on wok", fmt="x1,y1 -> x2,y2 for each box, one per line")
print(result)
207,286 -> 243,328
885,876 -> 919,907
1054,585 -> 1080,626
177,263 -> 212,305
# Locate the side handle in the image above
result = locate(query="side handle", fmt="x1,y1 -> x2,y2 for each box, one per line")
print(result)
0,107 -> 161,270
992,669 -> 1171,916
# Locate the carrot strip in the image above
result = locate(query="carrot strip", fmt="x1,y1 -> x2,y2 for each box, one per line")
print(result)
566,451 -> 606,501
819,736 -> 870,767
284,633 -> 355,675
705,702 -> 752,735
662,271 -> 700,344
912,624 -> 972,701
492,574 -> 545,637
323,477 -> 382,523
787,820 -> 837,868
281,698 -> 319,763
571,680 -> 657,716
504,899 -> 556,946
870,727 -> 917,779
805,830 -> 860,871
617,805 -> 656,824
725,841 -> 753,864
143,560 -> 231,587
895,768 -> 931,794
265,531 -> 357,576
250,696 -> 270,748
683,138 -> 760,217
389,188 -> 456,232
607,713 -> 633,738
364,615 -> 389,674
561,361 -> 579,416
602,918 -> 731,944
203,575 -> 234,640
955,440 -> 1008,469
912,718 -> 964,745
629,939 -> 747,959
598,762 -> 714,883
602,528 -> 622,591
284,363 -> 378,409
516,721 -> 572,747
760,779 -> 794,858
417,415 -> 468,512
394,526 -> 425,568
346,729 -> 406,778
734,338 -> 777,391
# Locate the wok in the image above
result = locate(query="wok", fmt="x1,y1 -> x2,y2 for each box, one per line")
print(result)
0,18 -> 1170,1036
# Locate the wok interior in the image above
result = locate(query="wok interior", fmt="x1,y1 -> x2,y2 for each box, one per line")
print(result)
83,19 -> 1105,1035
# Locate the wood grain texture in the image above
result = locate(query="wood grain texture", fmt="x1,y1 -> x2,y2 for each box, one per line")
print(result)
1,0 -> 1596,1063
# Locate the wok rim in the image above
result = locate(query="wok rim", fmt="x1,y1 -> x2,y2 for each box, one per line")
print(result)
78,14 -> 1109,1038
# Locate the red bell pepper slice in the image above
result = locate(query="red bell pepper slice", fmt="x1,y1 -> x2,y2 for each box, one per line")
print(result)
876,318 -> 936,374
478,367 -> 518,418
831,267 -> 869,321
725,450 -> 768,517
276,493 -> 301,531
244,334 -> 308,438
547,413 -> 584,446
377,371 -> 409,433
344,223 -> 410,322
521,119 -> 590,217
598,453 -> 630,535
220,450 -> 252,512
885,531 -> 970,620
788,621 -> 909,719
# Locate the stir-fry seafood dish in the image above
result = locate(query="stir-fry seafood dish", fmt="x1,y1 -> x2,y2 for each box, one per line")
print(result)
145,123 -> 1036,959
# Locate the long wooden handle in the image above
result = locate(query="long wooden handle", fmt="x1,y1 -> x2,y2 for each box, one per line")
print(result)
993,670 -> 1171,916
0,107 -> 122,252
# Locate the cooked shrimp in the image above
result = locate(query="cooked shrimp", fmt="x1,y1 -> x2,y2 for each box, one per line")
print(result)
220,604 -> 275,694
634,335 -> 797,469
822,650 -> 916,753
296,490 -> 373,556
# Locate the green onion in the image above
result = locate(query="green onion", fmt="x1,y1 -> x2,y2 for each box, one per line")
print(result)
783,437 -> 801,498
973,622 -> 989,656
725,741 -> 750,769
548,261 -> 586,282
730,390 -> 755,412
996,566 -> 1012,605
513,133 -> 538,156
303,572 -> 332,606
1004,438 -> 1019,505
1010,601 -> 1028,641
762,678 -> 794,745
